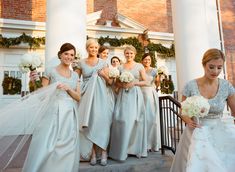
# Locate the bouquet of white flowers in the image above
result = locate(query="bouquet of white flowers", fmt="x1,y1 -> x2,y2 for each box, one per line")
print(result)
108,67 -> 120,78
181,95 -> 210,123
119,71 -> 135,92
19,53 -> 43,88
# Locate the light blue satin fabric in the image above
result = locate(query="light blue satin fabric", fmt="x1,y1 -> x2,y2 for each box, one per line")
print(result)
109,63 -> 148,161
141,68 -> 161,151
77,58 -> 113,160
22,68 -> 80,172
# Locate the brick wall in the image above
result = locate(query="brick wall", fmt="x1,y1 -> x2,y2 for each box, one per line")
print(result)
87,0 -> 94,14
0,0 -> 46,22
117,0 -> 173,33
220,0 -> 235,85
0,0 -> 234,85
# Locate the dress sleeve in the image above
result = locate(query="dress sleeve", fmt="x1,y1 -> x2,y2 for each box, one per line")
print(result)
227,80 -> 235,96
42,67 -> 52,80
151,68 -> 158,78
182,81 -> 192,97
137,63 -> 145,71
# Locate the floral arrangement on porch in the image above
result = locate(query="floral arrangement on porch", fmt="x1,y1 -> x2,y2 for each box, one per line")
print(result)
2,76 -> 22,95
160,75 -> 174,94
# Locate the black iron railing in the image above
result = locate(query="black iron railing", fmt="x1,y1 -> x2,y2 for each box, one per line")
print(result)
159,96 -> 185,154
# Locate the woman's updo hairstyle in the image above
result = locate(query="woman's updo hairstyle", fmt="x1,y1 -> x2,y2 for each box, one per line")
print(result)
202,48 -> 225,66
57,43 -> 76,59
124,45 -> 137,54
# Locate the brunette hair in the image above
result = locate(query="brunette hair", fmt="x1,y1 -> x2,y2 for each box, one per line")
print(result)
57,43 -> 76,59
98,45 -> 108,54
141,53 -> 152,61
111,56 -> 121,63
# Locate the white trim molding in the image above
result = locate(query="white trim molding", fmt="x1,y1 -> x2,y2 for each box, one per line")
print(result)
0,18 -> 46,31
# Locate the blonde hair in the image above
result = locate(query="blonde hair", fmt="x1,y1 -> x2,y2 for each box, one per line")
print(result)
202,48 -> 225,66
86,39 -> 99,50
124,45 -> 137,54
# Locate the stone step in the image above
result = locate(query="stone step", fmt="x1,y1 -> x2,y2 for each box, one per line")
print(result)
2,152 -> 173,172
0,137 -> 173,172
80,152 -> 173,172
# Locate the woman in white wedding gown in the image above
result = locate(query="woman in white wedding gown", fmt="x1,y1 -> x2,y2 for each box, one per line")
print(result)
170,48 -> 235,172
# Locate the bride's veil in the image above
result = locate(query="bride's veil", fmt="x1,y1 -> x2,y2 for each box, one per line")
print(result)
0,82 -> 59,170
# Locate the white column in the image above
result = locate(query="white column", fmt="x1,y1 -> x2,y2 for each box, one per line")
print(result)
171,0 -> 221,95
46,0 -> 87,67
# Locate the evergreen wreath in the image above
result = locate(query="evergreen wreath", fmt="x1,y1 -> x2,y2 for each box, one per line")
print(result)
160,75 -> 174,94
2,76 -> 22,95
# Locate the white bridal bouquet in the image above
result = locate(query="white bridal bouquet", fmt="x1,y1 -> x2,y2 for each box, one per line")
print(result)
181,95 -> 210,123
108,67 -> 120,78
119,71 -> 135,92
19,53 -> 43,88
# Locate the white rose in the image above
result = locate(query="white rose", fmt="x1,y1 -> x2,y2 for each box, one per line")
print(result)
20,53 -> 32,66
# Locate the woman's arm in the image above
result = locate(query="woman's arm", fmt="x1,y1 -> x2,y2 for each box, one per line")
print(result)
75,68 -> 82,78
155,75 -> 161,89
180,95 -> 200,128
133,69 -> 148,87
227,94 -> 235,117
98,67 -> 114,85
123,69 -> 147,89
41,77 -> 50,87
57,82 -> 81,102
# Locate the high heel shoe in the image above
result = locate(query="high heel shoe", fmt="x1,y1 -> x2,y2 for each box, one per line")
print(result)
90,157 -> 97,166
100,152 -> 108,166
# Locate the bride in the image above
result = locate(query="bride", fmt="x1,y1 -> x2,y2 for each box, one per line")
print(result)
170,48 -> 235,172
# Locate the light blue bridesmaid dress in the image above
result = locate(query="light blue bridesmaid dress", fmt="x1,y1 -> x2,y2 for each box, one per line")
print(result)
109,63 -> 148,161
22,68 -> 80,172
77,58 -> 113,160
141,68 -> 161,151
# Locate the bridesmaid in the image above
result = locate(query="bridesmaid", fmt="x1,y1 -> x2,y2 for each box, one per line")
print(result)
24,43 -> 81,172
98,45 -> 109,61
75,39 -> 113,166
110,56 -> 121,68
141,53 -> 161,151
109,45 -> 148,161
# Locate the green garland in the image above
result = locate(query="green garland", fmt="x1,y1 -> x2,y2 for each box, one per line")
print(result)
2,76 -> 22,95
0,33 -> 45,48
97,36 -> 175,66
0,33 -> 174,58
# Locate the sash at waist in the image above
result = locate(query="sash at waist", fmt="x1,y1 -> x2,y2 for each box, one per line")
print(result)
203,113 -> 222,119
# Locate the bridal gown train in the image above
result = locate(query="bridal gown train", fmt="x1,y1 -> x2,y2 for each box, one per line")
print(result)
170,79 -> 235,172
